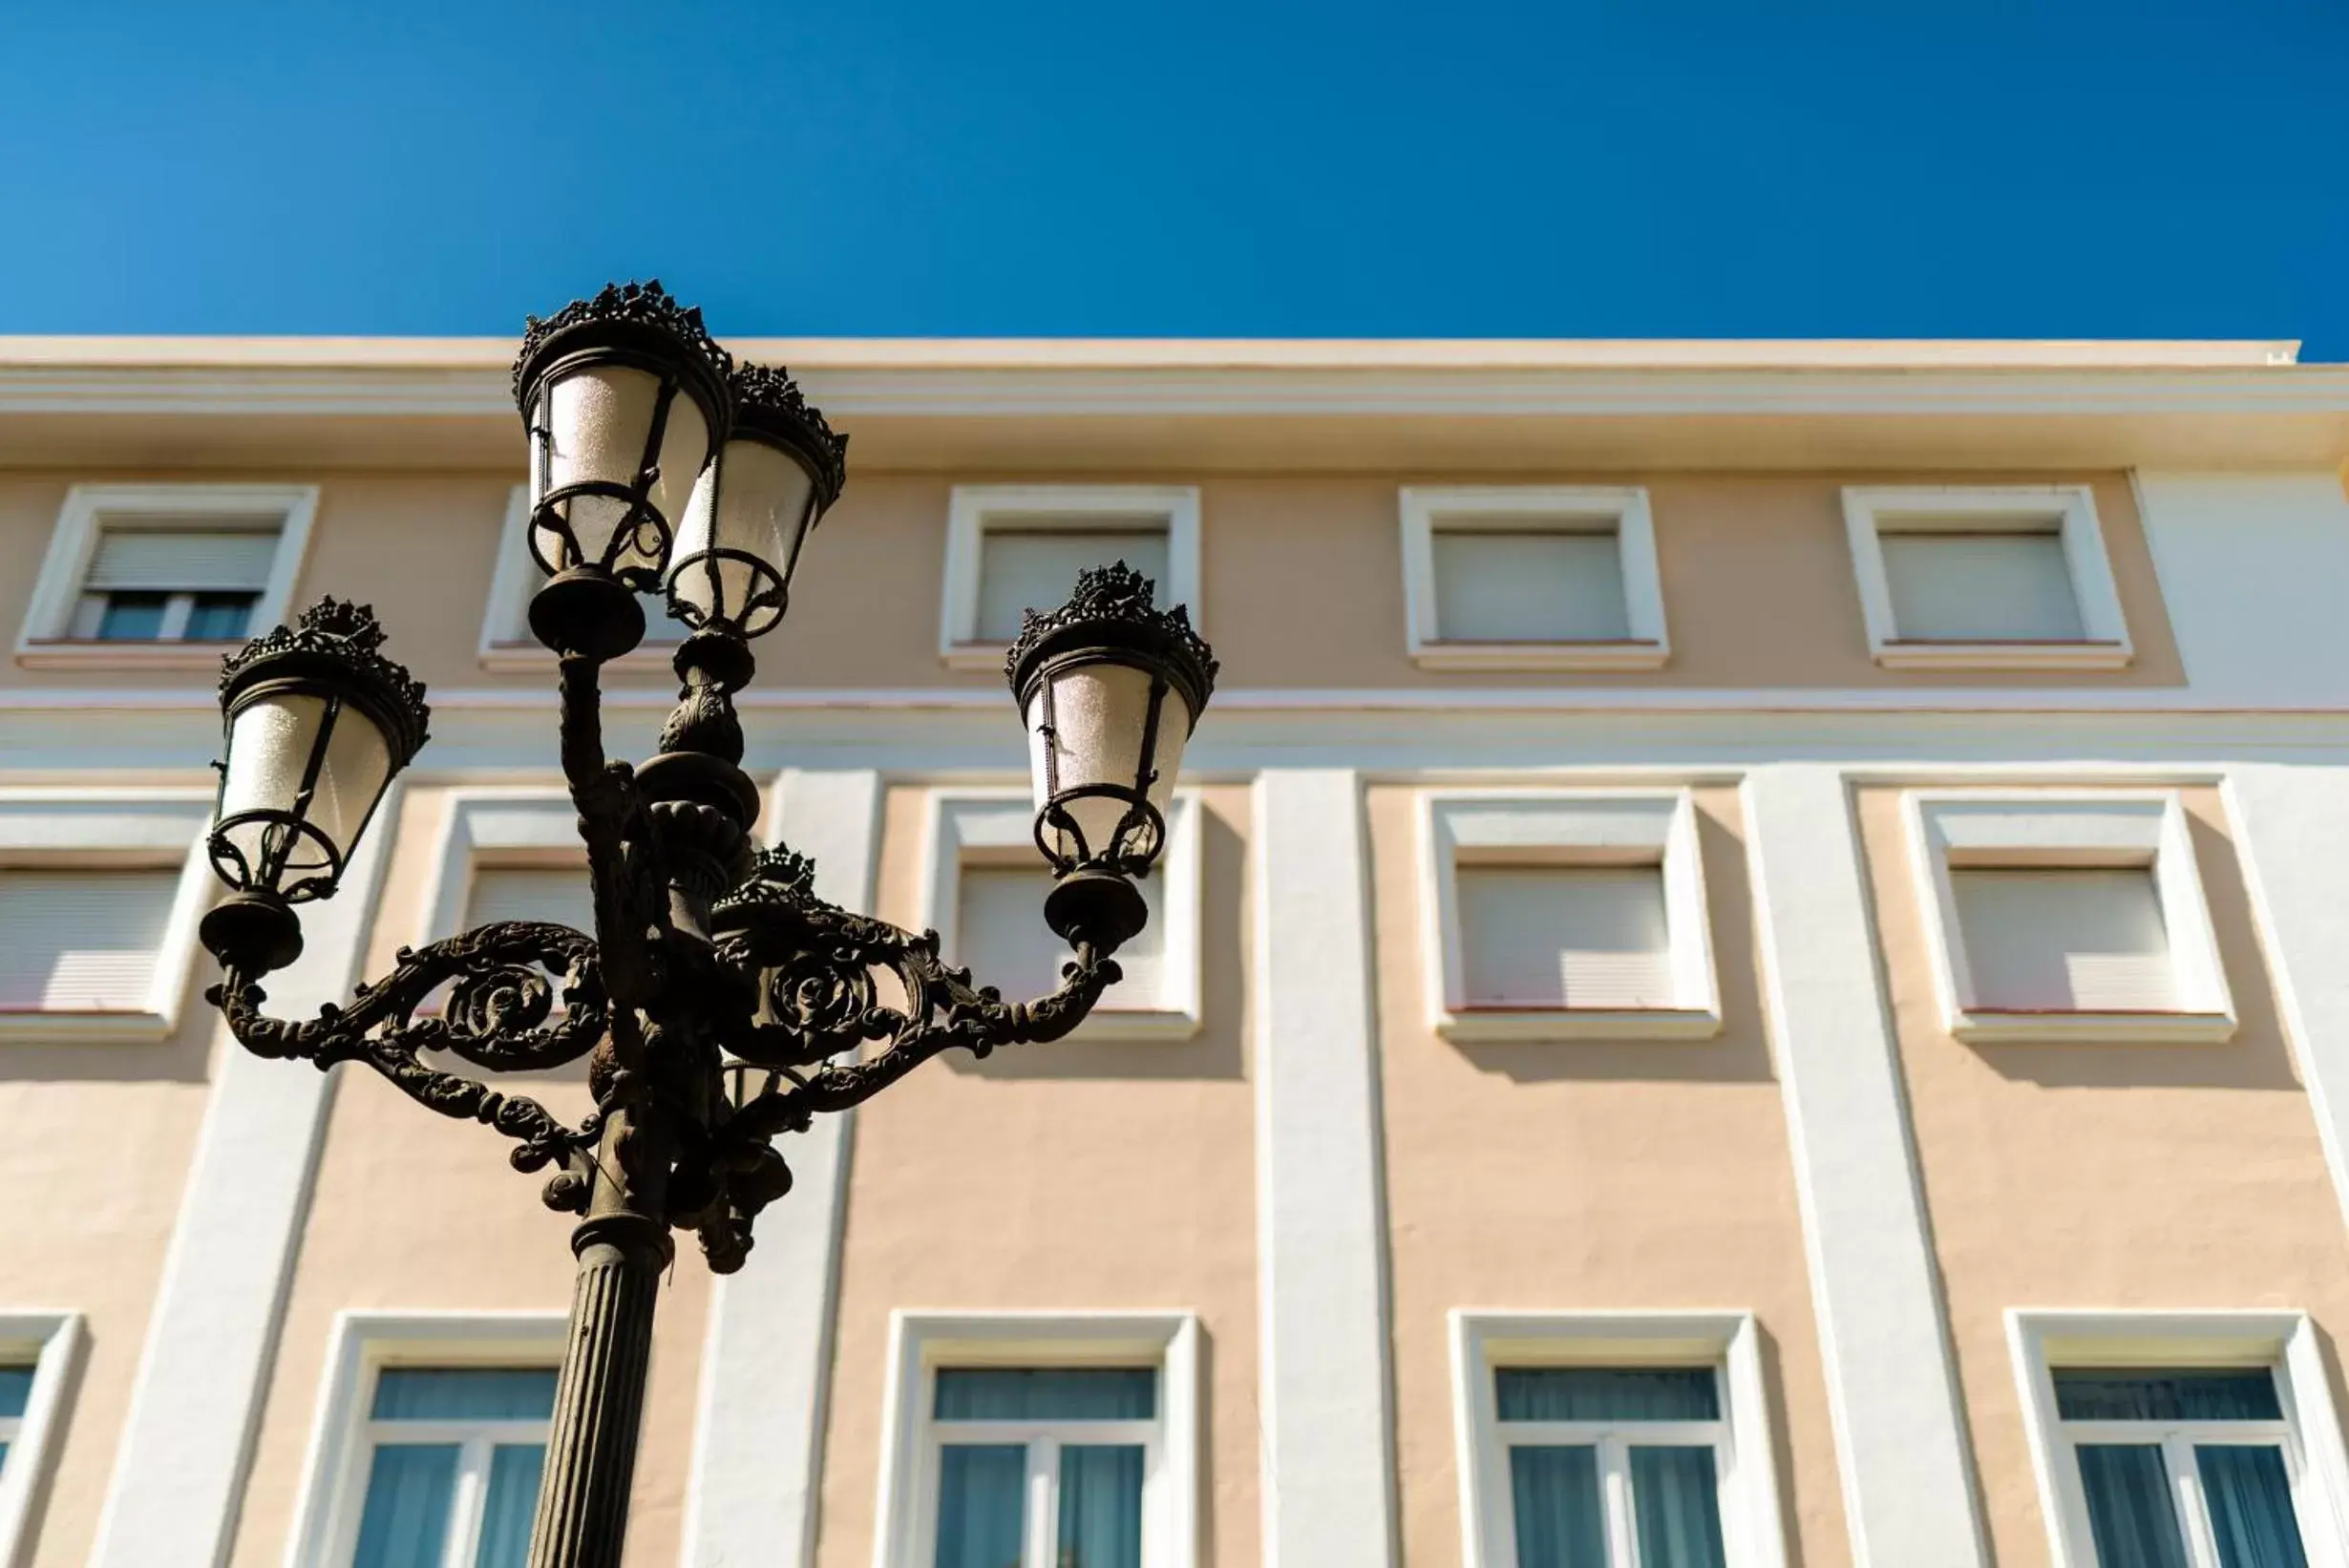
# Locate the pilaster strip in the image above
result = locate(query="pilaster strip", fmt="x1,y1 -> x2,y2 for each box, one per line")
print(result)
1743,765 -> 1987,1567
1251,768 -> 1398,1568
680,769 -> 881,1568
89,789 -> 400,1568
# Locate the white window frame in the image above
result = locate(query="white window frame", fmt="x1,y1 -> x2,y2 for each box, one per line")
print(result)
1450,1310 -> 1787,1568
1400,486 -> 1668,671
479,484 -> 680,671
284,1311 -> 566,1568
2009,1309 -> 2349,1568
0,790 -> 216,1041
938,485 -> 1202,670
1904,791 -> 2234,1044
1843,485 -> 2131,670
17,483 -> 317,670
921,788 -> 1203,1040
1419,790 -> 1720,1041
0,1311 -> 85,1568
413,790 -> 585,946
875,1310 -> 1200,1568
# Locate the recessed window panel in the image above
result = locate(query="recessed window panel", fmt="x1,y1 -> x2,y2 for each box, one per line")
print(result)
974,527 -> 1170,643
1952,867 -> 2174,1012
1456,865 -> 1673,1009
1879,530 -> 2084,643
956,861 -> 1164,1009
1431,528 -> 1630,643
0,868 -> 179,1011
463,865 -> 595,934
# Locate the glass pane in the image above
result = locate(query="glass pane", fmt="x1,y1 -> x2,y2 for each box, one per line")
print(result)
936,1444 -> 1027,1568
1631,1446 -> 1728,1568
184,592 -> 258,641
1508,1446 -> 1606,1568
1059,1445 -> 1144,1568
372,1367 -> 560,1421
0,1442 -> 11,1474
0,1367 -> 32,1418
934,1367 -> 1155,1421
2077,1445 -> 2190,1568
350,1443 -> 460,1568
2198,1446 -> 2309,1568
474,1444 -> 545,1568
95,591 -> 168,641
1496,1367 -> 1720,1422
2055,1368 -> 2283,1422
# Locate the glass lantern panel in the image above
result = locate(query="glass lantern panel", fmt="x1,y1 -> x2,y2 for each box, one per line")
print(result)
217,692 -> 393,884
1026,661 -> 1191,866
534,367 -> 709,580
669,438 -> 815,629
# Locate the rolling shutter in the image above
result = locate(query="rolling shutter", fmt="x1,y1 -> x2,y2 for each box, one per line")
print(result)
0,868 -> 180,1011
1879,532 -> 2084,642
84,526 -> 279,592
1431,529 -> 1630,642
1456,865 -> 1673,1008
1951,867 -> 2174,1010
463,865 -> 595,933
975,529 -> 1170,642
956,862 -> 1164,1009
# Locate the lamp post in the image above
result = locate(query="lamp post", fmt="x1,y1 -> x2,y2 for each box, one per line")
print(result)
194,281 -> 1217,1568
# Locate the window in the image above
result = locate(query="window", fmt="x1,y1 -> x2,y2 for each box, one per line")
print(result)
1401,488 -> 1668,670
0,1313 -> 85,1566
479,485 -> 675,670
17,485 -> 315,668
288,1312 -> 565,1568
1905,793 -> 2233,1043
1452,1313 -> 1787,1568
1420,792 -> 1720,1040
878,1312 -> 1200,1568
1843,486 -> 2131,669
0,793 -> 215,1040
417,793 -> 591,945
2010,1311 -> 2349,1568
923,791 -> 1202,1039
462,867 -> 593,933
940,487 -> 1201,669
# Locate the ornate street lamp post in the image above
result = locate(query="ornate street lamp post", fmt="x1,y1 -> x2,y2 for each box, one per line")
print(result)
194,282 -> 1217,1568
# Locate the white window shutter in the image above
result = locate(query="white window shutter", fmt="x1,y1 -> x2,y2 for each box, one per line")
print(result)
1879,533 -> 2084,642
956,862 -> 1164,1009
83,527 -> 280,592
975,529 -> 1170,642
1456,865 -> 1673,1008
0,869 -> 180,1011
1952,867 -> 2175,1011
1431,530 -> 1630,642
464,865 -> 595,933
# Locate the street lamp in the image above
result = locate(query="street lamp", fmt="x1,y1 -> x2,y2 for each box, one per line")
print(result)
195,281 -> 1217,1568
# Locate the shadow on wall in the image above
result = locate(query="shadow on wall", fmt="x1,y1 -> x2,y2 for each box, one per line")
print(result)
1457,809 -> 1777,1087
0,962 -> 215,1085
949,806 -> 1247,1083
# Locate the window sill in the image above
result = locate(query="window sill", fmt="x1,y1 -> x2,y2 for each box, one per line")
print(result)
477,641 -> 682,674
14,640 -> 246,671
1949,1006 -> 2237,1045
1410,639 -> 1668,672
1873,639 -> 2132,672
0,1008 -> 175,1042
1436,1006 -> 1723,1042
1070,1006 -> 1201,1042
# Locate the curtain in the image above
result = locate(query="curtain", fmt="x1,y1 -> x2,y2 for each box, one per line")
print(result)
474,1444 -> 545,1568
351,1443 -> 459,1568
1059,1445 -> 1144,1568
2198,1446 -> 2309,1568
372,1367 -> 560,1421
2077,1445 -> 2190,1568
1496,1367 -> 1719,1423
2054,1370 -> 2282,1423
1509,1446 -> 1606,1568
936,1444 -> 1026,1568
935,1368 -> 1155,1422
1631,1446 -> 1727,1568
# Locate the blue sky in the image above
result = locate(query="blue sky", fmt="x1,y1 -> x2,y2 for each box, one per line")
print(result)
2,1 -> 2343,354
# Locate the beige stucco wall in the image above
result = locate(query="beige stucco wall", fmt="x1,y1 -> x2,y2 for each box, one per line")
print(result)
1366,783 -> 1849,1567
225,786 -> 709,1568
813,782 -> 1259,1568
1854,784 -> 2349,1567
0,468 -> 2181,698
0,998 -> 215,1568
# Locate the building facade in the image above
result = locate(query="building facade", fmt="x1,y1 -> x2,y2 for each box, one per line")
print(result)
1,335 -> 2348,1568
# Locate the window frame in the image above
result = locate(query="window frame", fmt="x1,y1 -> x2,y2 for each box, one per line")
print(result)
1450,1310 -> 1787,1568
0,790 -> 216,1041
1418,789 -> 1721,1041
0,1311 -> 85,1568
414,790 -> 588,947
938,485 -> 1202,670
478,484 -> 679,671
1400,486 -> 1668,671
1903,791 -> 2234,1044
17,483 -> 317,669
2008,1309 -> 2349,1568
286,1311 -> 566,1568
921,788 -> 1203,1040
875,1310 -> 1200,1568
1842,485 -> 2131,670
